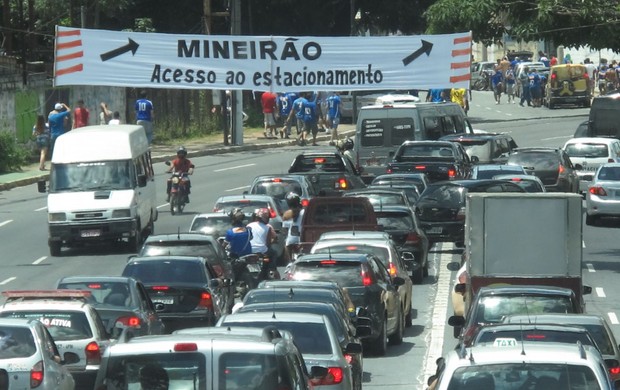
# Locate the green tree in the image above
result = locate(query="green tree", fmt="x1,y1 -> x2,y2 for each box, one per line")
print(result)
425,0 -> 620,51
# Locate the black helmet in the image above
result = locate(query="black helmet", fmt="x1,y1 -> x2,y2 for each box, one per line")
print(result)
229,208 -> 245,224
344,138 -> 354,150
286,192 -> 302,208
177,146 -> 187,157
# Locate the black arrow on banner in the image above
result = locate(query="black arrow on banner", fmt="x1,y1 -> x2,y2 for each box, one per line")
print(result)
402,40 -> 433,66
100,38 -> 140,62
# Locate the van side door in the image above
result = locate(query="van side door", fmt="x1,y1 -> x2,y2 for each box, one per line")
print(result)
135,153 -> 157,227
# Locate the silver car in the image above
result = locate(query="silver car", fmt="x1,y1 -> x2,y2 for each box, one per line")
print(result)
0,318 -> 77,390
218,311 -> 360,390
585,163 -> 620,225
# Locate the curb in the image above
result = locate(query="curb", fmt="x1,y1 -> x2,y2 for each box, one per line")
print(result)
0,130 -> 354,192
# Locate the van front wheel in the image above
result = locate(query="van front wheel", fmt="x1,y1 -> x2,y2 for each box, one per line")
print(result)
128,223 -> 142,252
49,241 -> 61,257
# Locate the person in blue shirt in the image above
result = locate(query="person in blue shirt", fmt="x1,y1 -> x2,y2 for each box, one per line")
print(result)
325,92 -> 341,146
48,102 -> 71,156
491,69 -> 504,104
225,208 -> 252,258
277,92 -> 297,138
528,68 -> 542,107
300,97 -> 319,146
135,90 -> 154,144
426,89 -> 444,103
287,93 -> 308,145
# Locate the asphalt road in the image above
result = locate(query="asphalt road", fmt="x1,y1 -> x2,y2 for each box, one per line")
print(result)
0,90 -> 615,389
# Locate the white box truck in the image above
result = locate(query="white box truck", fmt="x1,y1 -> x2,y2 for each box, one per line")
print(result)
453,192 -> 590,318
43,125 -> 157,256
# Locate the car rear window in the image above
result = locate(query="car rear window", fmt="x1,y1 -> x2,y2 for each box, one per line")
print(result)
123,260 -> 207,285
291,261 -> 366,287
142,241 -> 218,262
215,200 -> 282,215
596,166 -> 620,181
564,143 -> 609,158
104,353 -> 206,390
58,281 -> 132,307
222,321 -> 332,355
0,311 -> 93,340
475,329 -> 593,346
376,213 -> 414,230
397,144 -> 454,160
0,326 -> 36,358
346,193 -> 406,207
251,180 -> 303,201
219,352 -> 285,390
290,156 -> 345,173
475,167 -> 524,180
191,216 -> 245,236
456,139 -> 491,158
307,203 -> 370,225
313,244 -> 389,264
508,152 -> 559,170
478,295 -> 574,324
419,185 -> 465,205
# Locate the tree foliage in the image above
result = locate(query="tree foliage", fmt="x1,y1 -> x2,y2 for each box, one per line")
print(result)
425,0 -> 620,52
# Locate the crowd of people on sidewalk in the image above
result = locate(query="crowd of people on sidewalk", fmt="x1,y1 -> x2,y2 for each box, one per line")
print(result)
31,91 -> 154,171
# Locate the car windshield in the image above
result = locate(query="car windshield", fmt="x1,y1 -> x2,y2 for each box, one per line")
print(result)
377,213 -> 414,230
49,160 -> 134,192
564,143 -> 609,158
103,352 -> 207,390
222,321 -> 332,355
447,363 -> 601,390
475,329 -> 593,347
58,281 -> 132,307
123,260 -> 207,284
477,295 -> 573,324
0,326 -> 36,358
597,166 -> 620,181
290,261 -> 364,287
0,311 -> 93,341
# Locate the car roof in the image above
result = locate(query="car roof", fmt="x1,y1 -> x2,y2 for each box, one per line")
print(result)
221,311 -> 326,324
252,174 -> 309,180
372,205 -> 413,214
144,233 -> 218,243
598,162 -> 620,168
493,174 -> 542,181
129,255 -> 206,263
400,140 -> 455,147
428,179 -> 520,188
296,253 -> 371,263
313,239 -> 390,249
565,137 -> 619,145
257,280 -> 341,290
295,150 -> 341,157
215,194 -> 277,202
191,212 -> 231,219
173,326 -> 294,341
0,317 -> 41,327
474,164 -> 523,171
57,275 -> 136,284
318,231 -> 392,240
345,188 -> 408,195
503,313 -> 607,326
441,132 -> 511,141
512,147 -> 561,153
478,285 -> 574,296
476,323 -> 593,336
1,299 -> 93,311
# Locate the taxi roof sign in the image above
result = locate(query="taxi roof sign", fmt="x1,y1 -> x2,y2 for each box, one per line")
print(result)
2,290 -> 93,302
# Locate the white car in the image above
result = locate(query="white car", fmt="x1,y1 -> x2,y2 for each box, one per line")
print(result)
0,318 -> 77,389
585,163 -> 620,225
563,137 -> 620,193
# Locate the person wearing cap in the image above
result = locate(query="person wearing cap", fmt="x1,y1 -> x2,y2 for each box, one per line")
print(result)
48,102 -> 71,155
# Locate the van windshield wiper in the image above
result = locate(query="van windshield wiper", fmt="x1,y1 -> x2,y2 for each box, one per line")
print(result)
84,184 -> 116,191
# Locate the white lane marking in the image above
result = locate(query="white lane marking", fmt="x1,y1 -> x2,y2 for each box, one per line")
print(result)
0,277 -> 16,285
506,113 -> 513,116
35,206 -> 47,212
596,287 -> 606,298
156,203 -> 170,209
609,313 -> 619,325
582,240 -> 586,249
32,256 -> 47,265
586,263 -> 595,273
214,163 -> 256,172
226,185 -> 251,192
423,243 -> 452,380
0,220 -> 13,227
541,135 -> 572,141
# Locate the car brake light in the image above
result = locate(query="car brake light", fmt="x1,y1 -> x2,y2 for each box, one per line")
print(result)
511,177 -> 522,182
589,186 -> 607,196
30,361 -> 44,388
609,158 -> 615,163
87,284 -> 102,289
525,334 -> 545,340
388,262 -> 397,276
116,316 -> 141,328
314,158 -> 326,163
320,260 -> 337,265
386,168 -> 393,174
337,178 -> 348,189
269,208 -> 277,219
415,165 -> 426,170
361,271 -> 372,286
456,207 -> 466,220
311,367 -> 344,385
448,168 -> 457,178
406,232 -> 420,244
558,164 -> 565,174
609,366 -> 620,376
272,178 -> 282,182
197,292 -> 213,310
152,286 -> 169,291
301,199 -> 309,207
85,341 -> 101,365
174,343 -> 198,352
344,354 -> 353,365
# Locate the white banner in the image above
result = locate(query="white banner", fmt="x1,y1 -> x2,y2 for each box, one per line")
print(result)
54,26 -> 471,92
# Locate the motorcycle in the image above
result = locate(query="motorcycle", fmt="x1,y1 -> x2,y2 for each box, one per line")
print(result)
169,171 -> 190,215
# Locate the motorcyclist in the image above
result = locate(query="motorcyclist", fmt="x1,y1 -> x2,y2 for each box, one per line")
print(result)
166,146 -> 194,203
246,208 -> 278,277
224,208 -> 252,258
338,138 -> 359,174
282,192 -> 304,263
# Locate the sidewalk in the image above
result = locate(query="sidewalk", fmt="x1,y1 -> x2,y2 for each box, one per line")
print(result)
0,124 -> 356,192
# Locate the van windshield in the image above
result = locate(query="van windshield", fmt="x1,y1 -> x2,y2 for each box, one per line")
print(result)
49,161 -> 134,192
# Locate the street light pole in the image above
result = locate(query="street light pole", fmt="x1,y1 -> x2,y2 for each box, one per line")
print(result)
230,0 -> 243,146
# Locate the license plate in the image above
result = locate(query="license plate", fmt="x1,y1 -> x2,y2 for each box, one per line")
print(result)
153,298 -> 174,305
427,227 -> 443,234
80,229 -> 101,238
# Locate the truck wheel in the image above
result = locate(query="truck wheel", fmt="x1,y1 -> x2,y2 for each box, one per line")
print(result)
49,242 -> 61,257
412,266 -> 424,284
388,309 -> 404,345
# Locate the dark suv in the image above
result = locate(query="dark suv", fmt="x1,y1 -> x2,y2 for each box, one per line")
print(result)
440,132 -> 518,164
285,253 -> 405,356
506,147 -> 580,193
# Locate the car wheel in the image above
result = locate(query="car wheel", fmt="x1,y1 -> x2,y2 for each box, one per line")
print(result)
388,309 -> 404,345
405,305 -> 413,328
423,258 -> 429,277
370,316 -> 388,356
128,222 -> 142,252
412,266 -> 424,284
49,241 -> 61,257
585,214 -> 597,226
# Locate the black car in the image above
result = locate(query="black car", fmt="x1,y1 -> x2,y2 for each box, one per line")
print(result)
237,301 -> 367,390
287,150 -> 366,194
56,276 -> 166,338
371,173 -> 429,195
373,205 -> 430,283
285,253 -> 405,356
138,233 -> 235,312
448,285 -> 581,347
440,132 -> 518,164
367,182 -> 421,205
122,255 -> 231,332
416,179 -> 525,246
506,147 -> 580,193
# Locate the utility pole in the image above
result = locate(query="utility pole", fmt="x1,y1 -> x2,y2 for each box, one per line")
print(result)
230,0 -> 243,146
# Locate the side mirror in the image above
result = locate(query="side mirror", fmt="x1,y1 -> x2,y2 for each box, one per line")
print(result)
37,180 -> 47,193
355,316 -> 371,328
392,276 -> 406,287
470,155 -> 480,164
62,351 -> 80,365
310,366 -> 328,379
454,283 -> 466,294
583,285 -> 592,295
446,261 -> 461,271
401,252 -> 415,262
164,160 -> 171,166
448,315 -> 465,327
344,342 -> 363,354
210,279 -> 221,288
242,190 -> 249,195
137,174 -> 147,188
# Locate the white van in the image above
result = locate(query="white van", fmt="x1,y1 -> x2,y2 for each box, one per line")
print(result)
44,125 -> 157,256
354,102 -> 473,182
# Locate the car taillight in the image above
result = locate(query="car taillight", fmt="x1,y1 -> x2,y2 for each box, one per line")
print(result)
30,360 -> 44,388
456,207 -> 466,220
174,343 -> 198,352
361,271 -> 372,286
406,232 -> 420,244
152,286 -> 169,291
269,208 -> 277,219
197,291 -> 213,310
448,167 -> 457,178
311,367 -> 344,385
386,168 -> 393,174
558,164 -> 565,174
301,198 -> 309,207
344,354 -> 353,365
336,178 -> 348,189
609,158 -> 616,163
415,165 -> 426,170
85,341 -> 101,365
609,366 -> 620,376
116,316 -> 141,328
388,262 -> 397,276
589,186 -> 607,196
